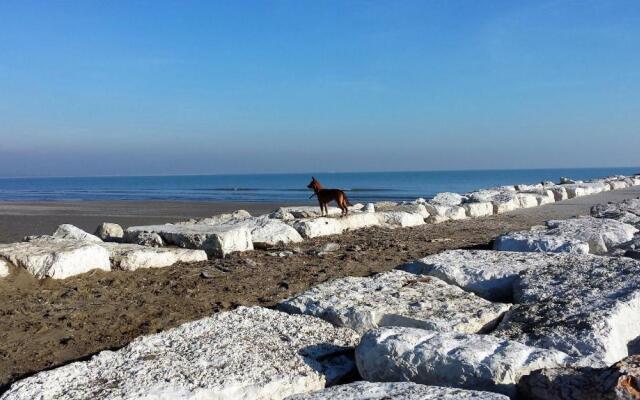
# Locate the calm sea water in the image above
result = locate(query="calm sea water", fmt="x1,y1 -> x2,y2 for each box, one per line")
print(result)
0,168 -> 638,203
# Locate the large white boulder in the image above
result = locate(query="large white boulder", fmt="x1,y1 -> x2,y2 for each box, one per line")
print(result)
463,202 -> 494,218
285,381 -> 509,400
376,211 -> 425,227
272,205 -> 362,219
52,224 -> 102,243
608,180 -> 628,190
279,270 -> 509,334
177,210 -> 252,225
0,259 -> 10,278
2,307 -> 359,400
430,192 -> 465,206
515,183 -> 544,192
495,254 -> 640,367
94,223 -> 124,242
293,213 -> 381,238
124,224 -> 253,257
0,239 -> 110,279
356,327 -> 571,398
467,190 -> 520,214
547,186 -> 569,201
402,250 -> 559,302
516,193 -> 539,209
494,217 -> 638,255
100,242 -> 207,271
424,204 -> 467,223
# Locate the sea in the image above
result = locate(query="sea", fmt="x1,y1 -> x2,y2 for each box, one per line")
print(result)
0,167 -> 638,203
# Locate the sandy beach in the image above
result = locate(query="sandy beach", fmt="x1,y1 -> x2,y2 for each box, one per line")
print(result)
0,186 -> 638,391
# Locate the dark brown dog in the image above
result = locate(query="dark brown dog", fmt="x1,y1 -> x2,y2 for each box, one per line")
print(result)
307,177 -> 352,217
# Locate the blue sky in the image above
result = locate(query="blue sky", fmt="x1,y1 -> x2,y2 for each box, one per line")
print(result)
0,0 -> 638,177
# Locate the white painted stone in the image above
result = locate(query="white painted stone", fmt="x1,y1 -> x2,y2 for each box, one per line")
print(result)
94,223 -> 124,242
463,202 -> 494,218
495,254 -> 640,367
2,307 -> 359,400
0,239 -> 110,279
430,192 -> 465,206
125,224 -> 253,257
100,242 -> 207,271
402,250 -> 558,302
285,381 -> 510,400
494,217 -> 638,255
52,224 -> 102,243
0,259 -> 10,278
356,327 -> 571,398
279,270 -> 509,334
377,211 -> 425,227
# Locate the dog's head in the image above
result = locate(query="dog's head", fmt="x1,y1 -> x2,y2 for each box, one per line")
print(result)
307,176 -> 319,190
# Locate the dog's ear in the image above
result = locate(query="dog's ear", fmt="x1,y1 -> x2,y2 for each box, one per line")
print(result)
311,176 -> 316,181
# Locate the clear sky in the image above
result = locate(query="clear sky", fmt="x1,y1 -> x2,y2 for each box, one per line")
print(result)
0,1 -> 638,177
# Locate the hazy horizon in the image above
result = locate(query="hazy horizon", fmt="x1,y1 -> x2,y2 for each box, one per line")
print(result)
1,1 -> 639,177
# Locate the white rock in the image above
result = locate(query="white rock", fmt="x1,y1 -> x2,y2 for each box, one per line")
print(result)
374,203 -> 429,218
494,228 -> 591,254
0,239 -> 110,279
94,223 -> 124,242
495,254 -> 640,367
125,224 -> 253,257
515,183 -> 544,192
494,217 -> 638,255
293,213 -> 381,238
547,186 -> 569,201
424,204 -> 467,222
123,231 -> 165,247
591,199 -> 640,226
100,242 -> 207,271
2,307 -> 359,400
402,250 -> 559,302
467,190 -> 520,214
0,259 -> 10,278
608,180 -> 628,190
275,205 -> 361,219
177,210 -> 252,225
373,201 -> 399,210
536,190 -> 556,205
414,197 -> 427,204
356,327 -> 571,398
463,202 -> 494,218
516,193 -> 539,208
364,203 -> 375,213
279,270 -> 509,334
284,381 -> 510,400
377,211 -> 425,227
52,224 -> 102,243
430,192 -> 465,206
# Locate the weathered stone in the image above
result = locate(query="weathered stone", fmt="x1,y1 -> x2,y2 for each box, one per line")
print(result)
279,270 -> 509,334
515,183 -> 544,192
402,250 -> 558,302
364,203 -> 375,213
609,180 -> 629,190
100,242 -> 207,271
0,239 -> 110,279
547,186 -> 569,201
94,222 -> 124,242
124,224 -> 253,257
592,199 -> 640,226
274,205 -> 362,219
424,204 -> 467,222
377,211 -> 426,227
518,355 -> 640,400
463,202 -> 494,218
52,224 -> 102,243
0,259 -> 10,278
356,327 -> 571,398
467,190 -> 520,214
123,230 -> 165,247
177,210 -> 252,225
285,381 -> 510,400
430,192 -> 465,206
293,213 -> 381,238
516,193 -> 539,208
536,190 -> 556,205
375,203 -> 429,218
494,217 -> 638,255
561,182 -> 608,198
2,307 -> 359,400
373,201 -> 399,210
494,254 -> 640,367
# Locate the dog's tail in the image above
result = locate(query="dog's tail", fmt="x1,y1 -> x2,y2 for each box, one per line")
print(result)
343,191 -> 353,207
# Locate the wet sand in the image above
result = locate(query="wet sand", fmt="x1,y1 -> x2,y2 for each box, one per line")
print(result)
0,187 -> 638,391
